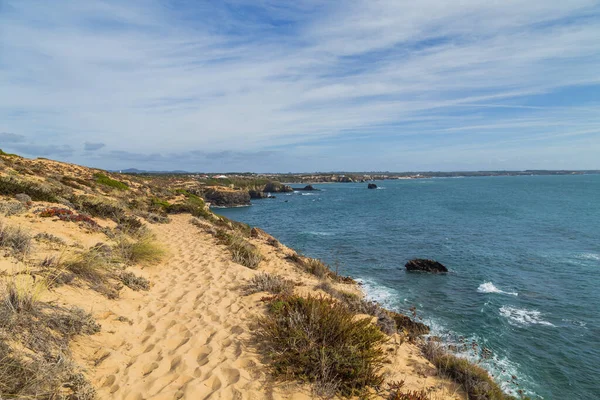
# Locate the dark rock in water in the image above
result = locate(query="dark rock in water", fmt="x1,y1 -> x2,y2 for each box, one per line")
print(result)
263,182 -> 294,193
292,184 -> 318,191
367,183 -> 378,189
405,259 -> 448,273
249,189 -> 268,199
203,188 -> 251,207
389,312 -> 431,336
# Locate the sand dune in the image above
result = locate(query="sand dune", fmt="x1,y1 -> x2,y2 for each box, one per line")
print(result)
65,215 -> 462,400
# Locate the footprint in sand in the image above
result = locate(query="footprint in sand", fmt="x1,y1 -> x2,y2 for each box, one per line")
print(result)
142,362 -> 159,377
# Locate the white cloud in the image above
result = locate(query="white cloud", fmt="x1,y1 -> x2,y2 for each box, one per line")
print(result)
0,0 -> 599,170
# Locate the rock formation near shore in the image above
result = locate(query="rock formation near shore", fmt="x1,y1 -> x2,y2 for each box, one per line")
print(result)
405,259 -> 448,273
292,184 -> 318,191
263,182 -> 294,193
203,188 -> 251,207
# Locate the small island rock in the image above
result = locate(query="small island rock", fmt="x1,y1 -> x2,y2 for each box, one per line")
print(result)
405,259 -> 448,273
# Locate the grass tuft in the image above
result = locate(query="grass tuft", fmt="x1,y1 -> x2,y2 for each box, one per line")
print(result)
0,221 -> 32,257
257,295 -> 387,397
114,232 -> 165,265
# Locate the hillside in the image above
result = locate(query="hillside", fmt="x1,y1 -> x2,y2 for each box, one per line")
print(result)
0,152 -> 517,400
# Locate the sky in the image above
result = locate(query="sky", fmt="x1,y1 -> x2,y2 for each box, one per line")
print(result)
1,0 -> 599,172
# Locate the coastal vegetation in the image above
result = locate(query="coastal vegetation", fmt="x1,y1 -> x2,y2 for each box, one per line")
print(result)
257,295 -> 387,397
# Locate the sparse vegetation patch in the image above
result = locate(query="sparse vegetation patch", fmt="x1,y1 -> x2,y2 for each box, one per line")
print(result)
120,271 -> 150,291
94,172 -> 129,191
245,272 -> 294,295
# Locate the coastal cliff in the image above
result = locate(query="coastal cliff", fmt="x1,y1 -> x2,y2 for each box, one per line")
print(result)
0,152 -> 519,400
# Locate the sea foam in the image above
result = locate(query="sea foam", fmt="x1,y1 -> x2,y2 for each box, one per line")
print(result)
499,306 -> 555,327
477,282 -> 518,296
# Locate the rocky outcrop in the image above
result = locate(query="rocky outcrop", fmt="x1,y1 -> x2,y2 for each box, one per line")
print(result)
389,312 -> 430,336
405,259 -> 448,273
203,188 -> 251,207
292,184 -> 318,191
367,183 -> 377,189
263,182 -> 294,193
249,189 -> 268,199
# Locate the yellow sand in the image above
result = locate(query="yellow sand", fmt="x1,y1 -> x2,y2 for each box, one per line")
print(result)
1,209 -> 464,399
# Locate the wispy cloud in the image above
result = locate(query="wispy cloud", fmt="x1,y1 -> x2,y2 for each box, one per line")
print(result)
84,142 -> 106,151
0,0 -> 599,171
0,132 -> 27,143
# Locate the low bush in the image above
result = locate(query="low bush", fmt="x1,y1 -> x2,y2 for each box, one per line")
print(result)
422,341 -> 518,400
257,295 -> 387,397
245,272 -> 294,295
120,271 -> 150,291
0,176 -> 59,203
315,282 -> 398,335
73,196 -> 127,220
39,207 -> 100,227
219,233 -> 262,269
0,200 -> 27,216
93,172 -> 129,191
0,221 -> 32,257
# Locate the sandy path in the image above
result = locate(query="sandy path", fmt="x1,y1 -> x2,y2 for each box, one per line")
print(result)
90,217 -> 270,400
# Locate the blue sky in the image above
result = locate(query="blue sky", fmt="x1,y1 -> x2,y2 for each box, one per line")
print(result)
1,0 -> 599,172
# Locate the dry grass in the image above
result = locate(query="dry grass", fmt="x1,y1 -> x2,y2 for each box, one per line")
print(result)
245,272 -> 294,295
215,229 -> 262,269
0,278 -> 99,399
2,275 -> 46,314
315,282 -> 398,335
257,295 -> 387,397
114,232 -> 165,265
285,253 -> 353,283
0,221 -> 32,257
422,341 -> 522,400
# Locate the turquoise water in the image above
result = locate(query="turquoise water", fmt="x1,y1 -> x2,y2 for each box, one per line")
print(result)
216,175 -> 600,399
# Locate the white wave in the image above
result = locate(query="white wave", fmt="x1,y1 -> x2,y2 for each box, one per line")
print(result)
499,306 -> 555,327
304,231 -> 333,236
577,252 -> 600,261
301,193 -> 316,196
478,282 -> 518,296
355,278 -> 395,305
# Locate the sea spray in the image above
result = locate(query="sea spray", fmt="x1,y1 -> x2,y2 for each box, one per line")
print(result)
477,282 -> 518,296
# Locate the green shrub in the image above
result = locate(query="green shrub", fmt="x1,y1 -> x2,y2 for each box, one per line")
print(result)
93,172 -> 129,190
257,295 -> 387,397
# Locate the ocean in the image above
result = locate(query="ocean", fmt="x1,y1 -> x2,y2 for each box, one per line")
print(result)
216,175 -> 600,399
